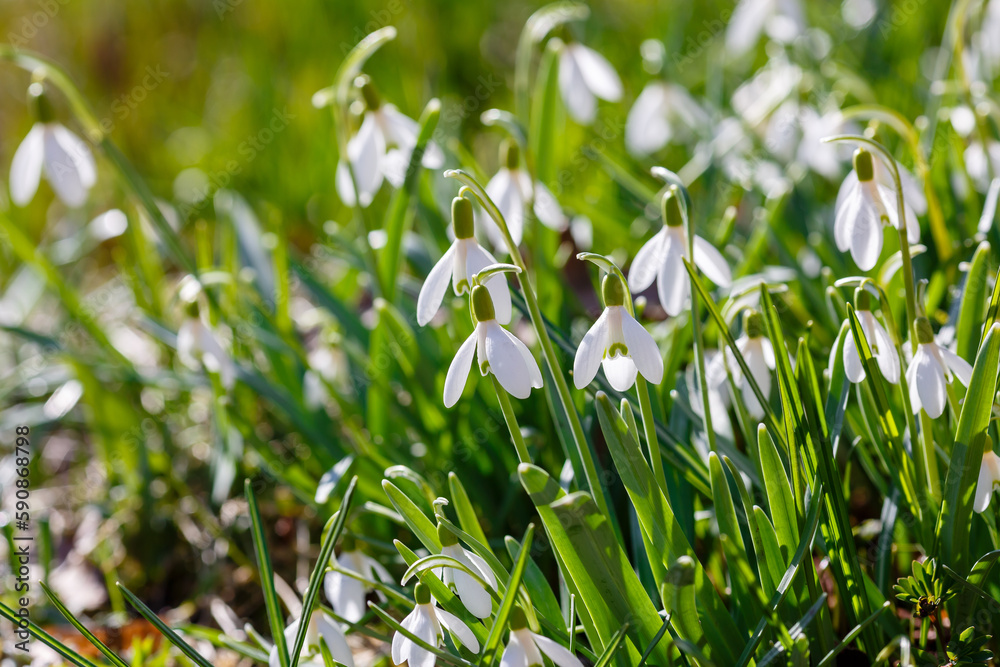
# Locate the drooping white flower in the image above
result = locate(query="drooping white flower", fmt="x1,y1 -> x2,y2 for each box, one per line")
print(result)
834,147 -> 920,271
500,607 -> 583,667
625,82 -> 707,156
437,524 -> 497,619
269,610 -> 355,667
965,140 -> 1000,193
905,317 -> 973,418
443,284 -> 543,407
177,305 -> 236,389
335,76 -> 444,208
558,43 -> 623,125
975,449 -> 1000,514
839,291 -> 899,384
477,140 -> 566,248
574,275 -> 663,391
392,582 -> 480,667
725,0 -> 805,58
10,85 -> 96,208
628,186 -> 732,316
324,536 -> 392,623
418,197 -> 511,326
726,310 -> 775,419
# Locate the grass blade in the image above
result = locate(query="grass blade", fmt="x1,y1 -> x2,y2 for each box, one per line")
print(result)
246,478 -> 290,667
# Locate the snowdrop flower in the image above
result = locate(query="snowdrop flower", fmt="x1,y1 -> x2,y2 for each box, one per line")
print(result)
625,82 -> 707,156
437,524 -> 497,619
974,447 -> 1000,513
478,140 -> 565,248
906,317 -> 973,418
834,148 -> 920,271
324,536 -> 392,623
418,197 -> 512,326
965,140 -> 1000,193
727,310 -> 775,418
558,42 -> 623,124
269,610 -> 354,667
444,283 -> 543,407
10,84 -> 96,208
500,607 -> 583,667
574,275 -> 663,391
392,582 -> 480,667
628,185 -> 732,316
335,76 -> 444,208
725,0 -> 805,57
840,290 -> 899,384
177,302 -> 236,389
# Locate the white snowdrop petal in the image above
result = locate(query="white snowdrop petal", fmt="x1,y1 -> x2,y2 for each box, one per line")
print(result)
872,320 -> 900,384
842,332 -> 866,383
335,160 -> 357,206
417,244 -> 457,326
379,105 -> 419,149
571,44 -> 623,102
486,169 -> 522,246
725,0 -> 772,56
914,349 -> 947,418
849,195 -> 883,271
574,310 -> 610,389
693,235 -> 732,287
532,633 -> 585,667
975,457 -> 996,514
628,230 -> 666,293
406,611 -> 438,667
465,242 -> 512,324
906,362 -> 923,415
626,83 -> 671,156
324,569 -> 366,624
382,147 -> 409,188
42,126 -> 89,207
500,635 -> 527,667
532,180 -> 567,230
392,610 -> 418,664
10,124 -> 45,206
444,331 -> 478,407
656,230 -> 689,316
436,608 -> 480,652
939,347 -> 973,386
52,125 -> 96,186
559,48 -> 596,124
316,614 -> 356,667
347,113 -> 385,205
485,323 -> 533,399
620,310 -> 663,384
453,567 -> 492,618
834,180 -> 861,253
464,550 -> 498,590
602,354 -> 639,392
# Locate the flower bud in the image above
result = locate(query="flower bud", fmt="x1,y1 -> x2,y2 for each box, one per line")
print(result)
854,287 -> 872,311
915,316 -> 934,344
662,185 -> 684,228
356,74 -> 380,111
471,284 -> 496,322
28,83 -> 54,124
436,522 -> 459,547
452,197 -> 475,239
501,139 -> 520,171
744,310 -> 765,338
601,274 -> 626,307
853,148 -> 874,182
509,606 -> 528,631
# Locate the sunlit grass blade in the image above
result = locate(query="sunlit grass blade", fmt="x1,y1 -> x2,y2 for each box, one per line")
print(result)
479,524 -> 534,666
39,580 -> 129,667
936,323 -> 1000,571
956,241 -> 991,361
0,600 -> 101,667
289,476 -> 358,667
592,622 -> 631,667
245,478 -> 290,667
116,583 -> 214,667
383,479 -> 442,551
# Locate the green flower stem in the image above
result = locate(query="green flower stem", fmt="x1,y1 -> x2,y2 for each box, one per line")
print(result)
492,376 -> 532,465
447,169 -> 613,522
635,376 -> 668,496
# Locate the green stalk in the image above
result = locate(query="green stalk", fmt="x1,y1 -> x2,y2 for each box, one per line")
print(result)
492,376 -> 532,465
447,170 -> 612,521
